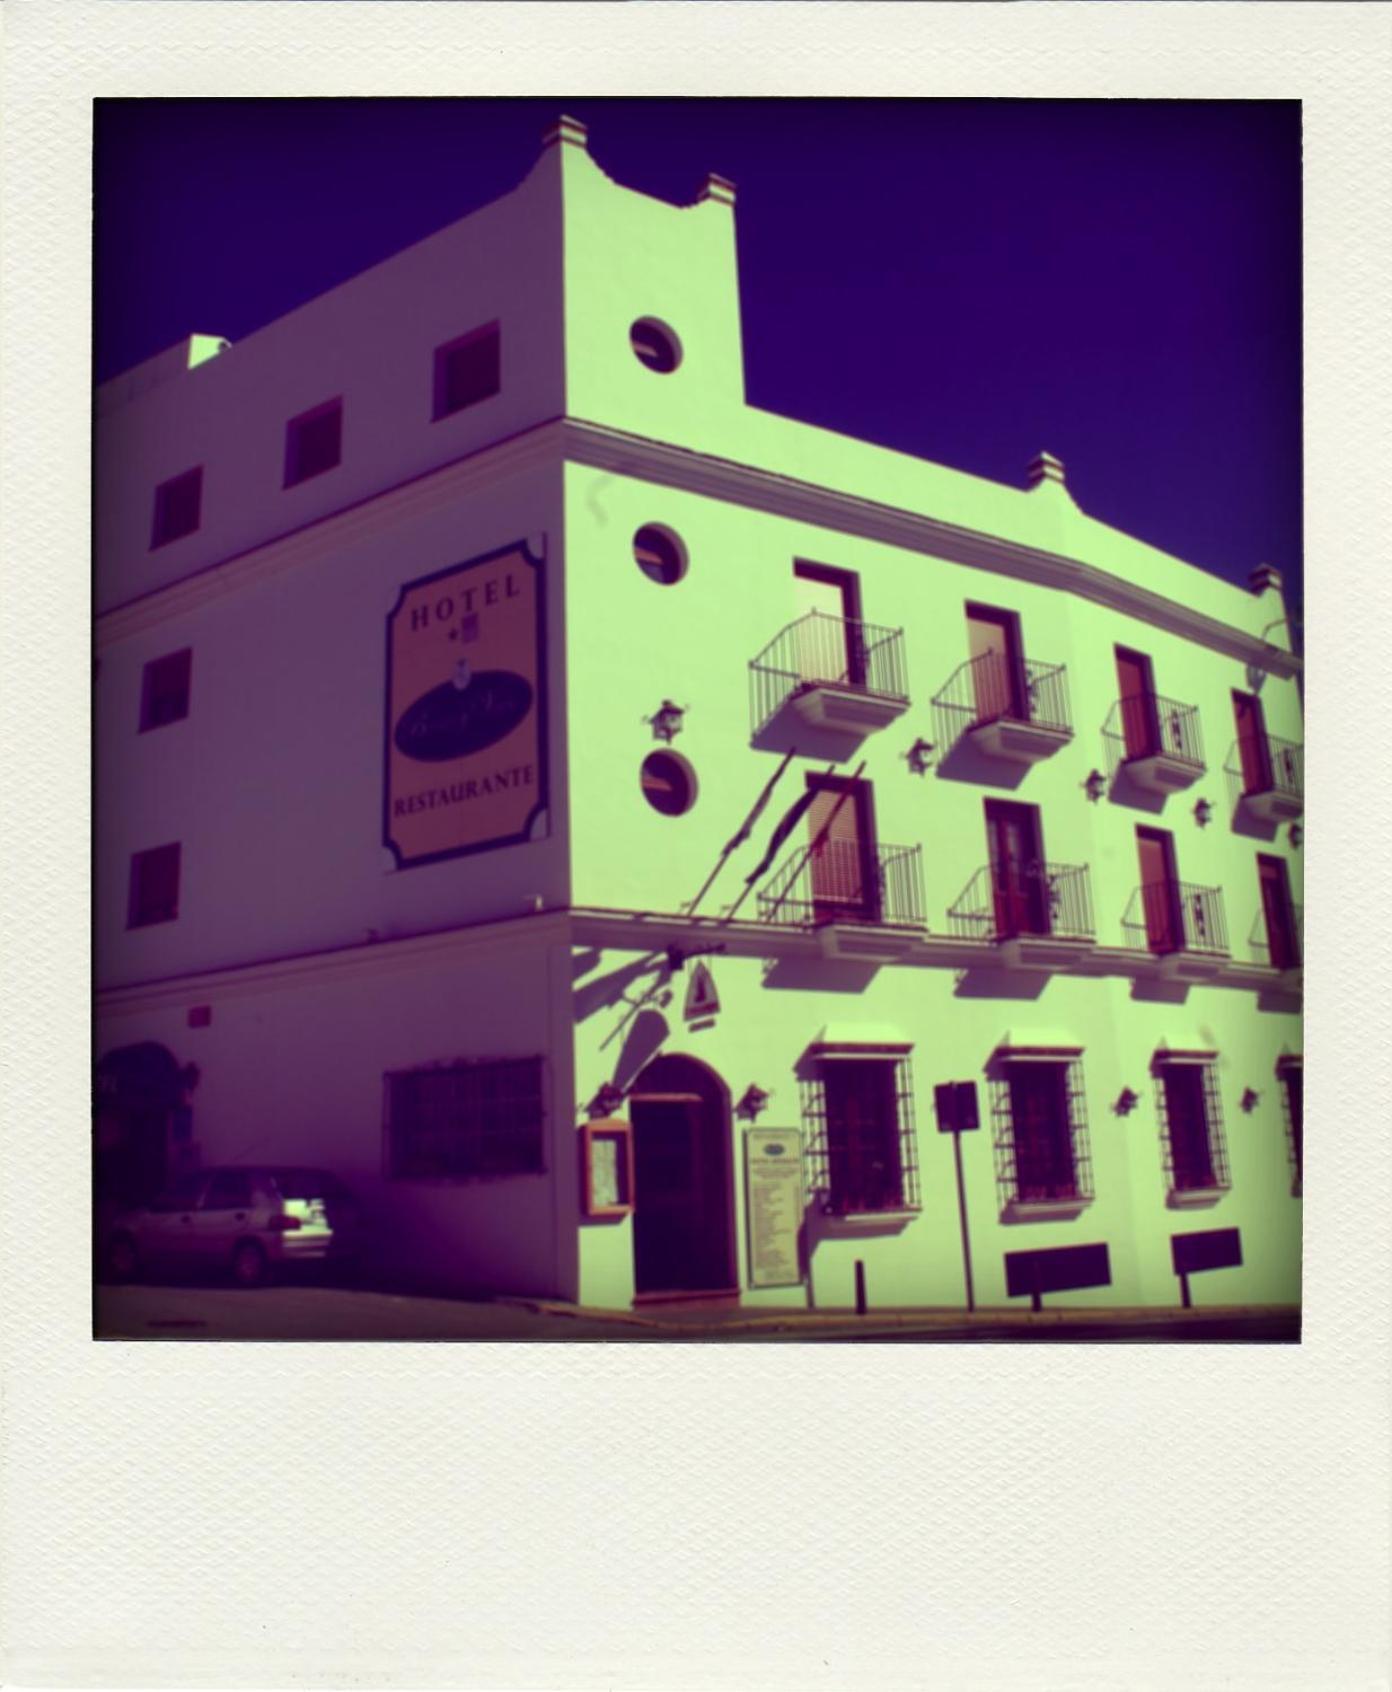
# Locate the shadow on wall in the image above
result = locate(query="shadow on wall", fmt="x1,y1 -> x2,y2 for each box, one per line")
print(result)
1105,766 -> 1168,815
613,1008 -> 670,1093
573,951 -> 665,1022
1129,978 -> 1194,1005
953,966 -> 1050,1002
933,739 -> 1031,790
751,709 -> 863,766
762,956 -> 879,994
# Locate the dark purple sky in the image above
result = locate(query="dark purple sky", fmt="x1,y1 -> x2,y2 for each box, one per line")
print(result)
94,97 -> 1302,613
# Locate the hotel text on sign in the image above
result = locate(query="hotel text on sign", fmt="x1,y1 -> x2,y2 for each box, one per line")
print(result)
384,540 -> 546,867
745,1128 -> 805,1288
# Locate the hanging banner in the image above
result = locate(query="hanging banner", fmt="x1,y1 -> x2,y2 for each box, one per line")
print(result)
384,540 -> 547,868
745,1128 -> 805,1288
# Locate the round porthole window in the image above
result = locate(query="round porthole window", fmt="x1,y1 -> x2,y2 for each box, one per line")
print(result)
629,318 -> 682,374
641,751 -> 697,817
633,524 -> 687,586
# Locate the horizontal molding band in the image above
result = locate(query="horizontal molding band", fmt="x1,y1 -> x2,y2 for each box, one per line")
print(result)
96,905 -> 1300,1014
98,414 -> 1301,680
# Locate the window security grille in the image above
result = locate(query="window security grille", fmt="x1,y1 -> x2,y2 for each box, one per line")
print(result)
386,1057 -> 544,1180
1155,1061 -> 1230,1195
1278,1061 -> 1303,1195
799,1055 -> 919,1215
990,1057 -> 1093,1207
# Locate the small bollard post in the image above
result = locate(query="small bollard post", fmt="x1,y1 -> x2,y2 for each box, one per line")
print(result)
854,1259 -> 867,1316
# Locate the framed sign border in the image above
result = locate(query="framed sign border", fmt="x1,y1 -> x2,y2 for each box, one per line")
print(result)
382,535 -> 548,870
744,1125 -> 805,1290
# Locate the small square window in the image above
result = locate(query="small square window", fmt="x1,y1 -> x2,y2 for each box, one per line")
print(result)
139,649 -> 192,732
284,400 -> 342,487
128,843 -> 181,928
433,325 -> 500,420
150,467 -> 203,549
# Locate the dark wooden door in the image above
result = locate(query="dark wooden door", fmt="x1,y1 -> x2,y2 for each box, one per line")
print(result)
1233,690 -> 1272,795
1257,854 -> 1299,969
630,1088 -> 731,1295
1136,827 -> 1182,953
1116,646 -> 1160,759
985,801 -> 1046,937
807,776 -> 878,924
967,605 -> 1026,723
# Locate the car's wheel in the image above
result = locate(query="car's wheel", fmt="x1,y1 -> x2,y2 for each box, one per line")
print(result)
230,1241 -> 269,1289
105,1233 -> 140,1283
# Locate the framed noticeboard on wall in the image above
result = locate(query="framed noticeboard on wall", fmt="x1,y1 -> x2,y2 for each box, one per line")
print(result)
744,1128 -> 805,1288
580,1119 -> 634,1220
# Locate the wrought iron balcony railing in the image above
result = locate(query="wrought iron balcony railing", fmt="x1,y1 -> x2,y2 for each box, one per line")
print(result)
1121,881 -> 1230,957
1104,692 -> 1205,768
1249,901 -> 1303,971
1226,733 -> 1304,801
946,861 -> 1095,944
749,611 -> 908,736
931,651 -> 1073,751
756,838 -> 926,929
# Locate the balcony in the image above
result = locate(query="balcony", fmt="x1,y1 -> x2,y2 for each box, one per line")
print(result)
756,838 -> 926,960
947,861 -> 1095,969
1121,881 -> 1230,980
1249,900 -> 1303,987
1226,733 -> 1303,823
749,611 -> 908,740
1102,693 -> 1205,795
931,653 -> 1073,766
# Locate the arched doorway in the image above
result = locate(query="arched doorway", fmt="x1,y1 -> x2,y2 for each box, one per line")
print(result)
94,1042 -> 194,1212
629,1053 -> 735,1297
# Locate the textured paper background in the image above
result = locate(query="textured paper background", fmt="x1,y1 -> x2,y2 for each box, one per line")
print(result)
2,4 -> 1389,1686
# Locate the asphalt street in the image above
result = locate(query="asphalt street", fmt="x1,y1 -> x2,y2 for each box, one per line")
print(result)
94,1283 -> 1300,1343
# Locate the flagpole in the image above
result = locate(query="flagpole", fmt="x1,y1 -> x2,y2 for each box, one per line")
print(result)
721,758 -> 866,927
682,746 -> 796,917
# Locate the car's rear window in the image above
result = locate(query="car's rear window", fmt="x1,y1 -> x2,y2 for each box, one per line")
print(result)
266,1168 -> 349,1201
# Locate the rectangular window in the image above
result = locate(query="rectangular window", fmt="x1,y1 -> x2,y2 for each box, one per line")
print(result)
433,323 -> 501,419
139,648 -> 192,732
150,466 -> 203,549
1232,688 -> 1273,795
984,799 -> 1047,937
802,1053 -> 918,1215
284,399 -> 343,486
1004,1061 -> 1084,1203
965,603 -> 1027,723
1136,825 -> 1182,953
805,773 -> 878,924
127,842 -> 181,928
1156,1060 -> 1230,1195
1257,853 -> 1300,970
386,1057 -> 544,1180
793,561 -> 865,684
1115,645 -> 1160,759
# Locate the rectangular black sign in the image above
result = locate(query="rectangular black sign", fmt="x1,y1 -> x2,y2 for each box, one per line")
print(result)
1005,1242 -> 1111,1298
1171,1228 -> 1243,1276
934,1080 -> 980,1133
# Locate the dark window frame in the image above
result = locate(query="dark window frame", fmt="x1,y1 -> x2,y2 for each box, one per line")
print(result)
432,322 -> 501,420
385,1057 -> 546,1182
150,466 -> 203,550
283,398 -> 343,488
127,842 -> 181,928
1277,1058 -> 1303,1195
139,648 -> 192,733
800,1052 -> 919,1216
989,1054 -> 1093,1208
1155,1058 -> 1231,1196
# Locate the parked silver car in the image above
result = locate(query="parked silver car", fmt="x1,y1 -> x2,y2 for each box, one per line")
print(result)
103,1167 -> 362,1288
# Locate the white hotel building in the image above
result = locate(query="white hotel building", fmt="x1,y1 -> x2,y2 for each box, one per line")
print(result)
95,116 -> 1303,1315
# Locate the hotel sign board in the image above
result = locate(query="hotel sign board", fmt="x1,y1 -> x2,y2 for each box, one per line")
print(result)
385,540 -> 547,868
745,1128 -> 804,1288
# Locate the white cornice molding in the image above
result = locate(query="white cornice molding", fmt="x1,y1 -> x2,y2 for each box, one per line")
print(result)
97,412 -> 1301,681
559,420 -> 1303,680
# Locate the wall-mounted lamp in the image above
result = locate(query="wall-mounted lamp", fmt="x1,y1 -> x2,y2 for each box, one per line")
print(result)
905,737 -> 935,776
1289,823 -> 1303,849
587,1081 -> 626,1119
664,941 -> 726,974
1084,769 -> 1107,803
1241,1087 -> 1261,1114
1193,797 -> 1214,827
1114,1086 -> 1139,1117
644,699 -> 687,743
736,1084 -> 771,1121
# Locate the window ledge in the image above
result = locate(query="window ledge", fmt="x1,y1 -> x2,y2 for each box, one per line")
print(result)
1004,1196 -> 1092,1223
1166,1186 -> 1229,1210
818,1206 -> 920,1231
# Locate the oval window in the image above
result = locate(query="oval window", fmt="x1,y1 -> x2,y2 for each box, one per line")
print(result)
629,318 -> 681,374
633,524 -> 687,586
640,751 -> 697,817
